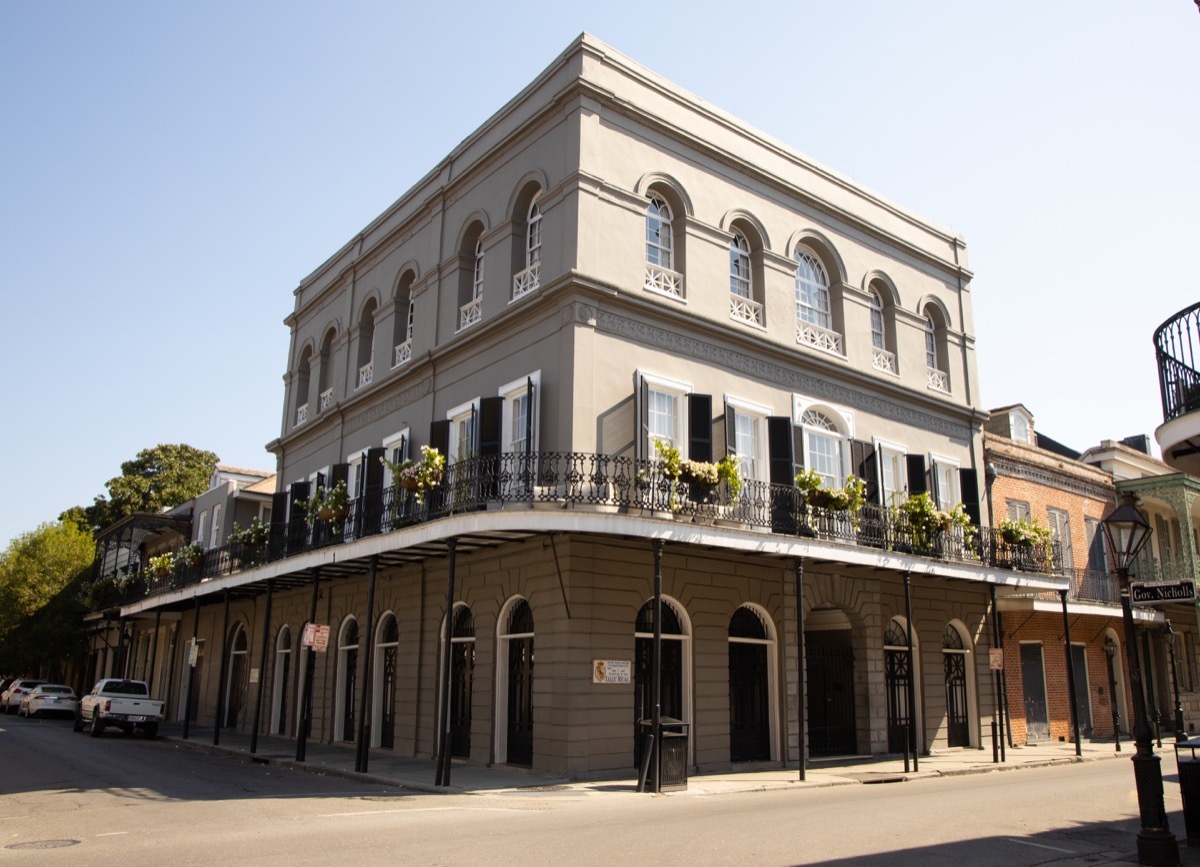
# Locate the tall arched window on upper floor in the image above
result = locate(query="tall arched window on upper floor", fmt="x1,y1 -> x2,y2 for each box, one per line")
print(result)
924,304 -> 950,394
800,408 -> 846,488
728,220 -> 765,328
317,329 -> 335,412
458,222 -> 485,331
355,299 -> 377,390
868,282 -> 898,376
794,247 -> 843,355
393,271 -> 415,367
294,346 -> 312,427
644,194 -> 683,300
513,193 -> 542,301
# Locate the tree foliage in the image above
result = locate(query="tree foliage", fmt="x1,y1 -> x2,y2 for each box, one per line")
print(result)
63,443 -> 219,531
0,521 -> 95,667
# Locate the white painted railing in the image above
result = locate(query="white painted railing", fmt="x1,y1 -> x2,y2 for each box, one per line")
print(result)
644,264 -> 684,300
394,340 -> 412,367
796,320 -> 844,355
730,294 -> 763,326
295,403 -> 309,427
512,263 -> 540,301
873,348 -> 897,375
319,389 -> 333,411
358,362 -> 373,389
928,367 -> 950,393
459,298 -> 482,330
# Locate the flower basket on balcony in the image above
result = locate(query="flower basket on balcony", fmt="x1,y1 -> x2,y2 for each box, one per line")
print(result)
996,517 -> 1052,550
175,542 -> 205,571
382,445 -> 447,505
148,554 -> 174,579
304,481 -> 349,530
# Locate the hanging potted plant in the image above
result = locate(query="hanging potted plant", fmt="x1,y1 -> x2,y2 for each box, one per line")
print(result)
175,542 -> 205,571
382,445 -> 446,505
304,481 -> 349,528
230,517 -> 269,565
148,553 -> 174,579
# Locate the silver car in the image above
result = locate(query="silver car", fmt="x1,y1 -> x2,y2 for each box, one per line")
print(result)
19,684 -> 78,719
2,679 -> 45,713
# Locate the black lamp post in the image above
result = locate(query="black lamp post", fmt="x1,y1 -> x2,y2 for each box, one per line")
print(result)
1102,492 -> 1178,866
1105,634 -> 1122,752
1164,620 -> 1187,743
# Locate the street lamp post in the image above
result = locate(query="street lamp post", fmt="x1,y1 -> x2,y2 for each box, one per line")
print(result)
1105,635 -> 1122,752
1164,620 -> 1187,743
1102,492 -> 1178,866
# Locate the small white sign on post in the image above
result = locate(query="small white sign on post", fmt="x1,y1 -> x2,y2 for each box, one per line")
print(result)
989,648 -> 1004,671
188,639 -> 199,668
592,659 -> 632,684
249,667 -> 259,684
303,624 -> 331,652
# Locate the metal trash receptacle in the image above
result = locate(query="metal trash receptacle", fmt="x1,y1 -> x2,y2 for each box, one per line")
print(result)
1175,737 -> 1200,844
638,717 -> 689,792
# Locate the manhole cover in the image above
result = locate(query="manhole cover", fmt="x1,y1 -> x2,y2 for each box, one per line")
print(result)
7,840 -> 81,850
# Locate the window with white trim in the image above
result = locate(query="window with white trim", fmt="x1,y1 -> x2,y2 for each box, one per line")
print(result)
729,231 -> 751,299
210,505 -> 222,548
878,444 -> 908,508
500,373 -> 539,455
473,240 -> 484,300
870,290 -> 886,351
646,196 -> 673,269
932,457 -> 961,511
346,451 -> 365,500
726,397 -> 770,484
795,249 -> 831,330
526,196 -> 542,269
925,314 -> 938,370
196,510 -> 209,548
800,409 -> 845,488
1007,499 -> 1031,522
649,388 -> 679,449
447,401 -> 479,462
383,429 -> 409,467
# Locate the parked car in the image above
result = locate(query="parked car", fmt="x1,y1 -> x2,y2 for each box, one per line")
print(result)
18,684 -> 78,719
2,679 -> 45,713
75,679 -> 164,738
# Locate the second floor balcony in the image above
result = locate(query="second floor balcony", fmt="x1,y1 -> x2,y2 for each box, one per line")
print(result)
96,451 -> 1065,610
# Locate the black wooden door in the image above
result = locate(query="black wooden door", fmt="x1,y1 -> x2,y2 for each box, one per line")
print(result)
729,642 -> 770,762
807,631 -> 857,756
1021,643 -> 1050,742
380,644 -> 397,749
633,637 -> 683,767
341,646 -> 357,742
226,653 -> 247,728
943,651 -> 969,747
1070,644 -> 1092,737
885,648 -> 910,753
450,642 -> 474,757
507,637 -> 533,765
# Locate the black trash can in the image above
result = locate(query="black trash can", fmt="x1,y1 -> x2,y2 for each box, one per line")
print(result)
638,717 -> 689,792
1175,738 -> 1200,844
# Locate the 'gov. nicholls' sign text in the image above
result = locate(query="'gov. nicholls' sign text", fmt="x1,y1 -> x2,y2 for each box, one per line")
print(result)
1130,580 -> 1196,606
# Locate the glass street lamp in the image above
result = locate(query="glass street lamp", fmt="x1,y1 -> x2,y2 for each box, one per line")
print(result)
1101,492 -> 1178,866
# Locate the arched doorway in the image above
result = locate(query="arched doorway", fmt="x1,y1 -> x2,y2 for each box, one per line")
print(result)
271,625 -> 291,735
372,613 -> 398,749
728,605 -> 775,763
335,617 -> 359,743
223,623 -> 249,729
884,617 -> 920,754
634,597 -> 691,767
496,599 -> 533,765
942,622 -> 972,747
805,608 -> 857,756
1105,628 -> 1128,736
450,605 -> 475,758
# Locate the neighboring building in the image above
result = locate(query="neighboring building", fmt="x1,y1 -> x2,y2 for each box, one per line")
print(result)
87,35 -> 1068,779
985,406 -> 1199,748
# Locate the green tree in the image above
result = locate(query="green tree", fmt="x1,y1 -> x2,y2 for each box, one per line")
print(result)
63,443 -> 220,531
0,521 -> 94,643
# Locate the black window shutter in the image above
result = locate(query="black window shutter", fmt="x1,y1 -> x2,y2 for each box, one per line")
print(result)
906,455 -> 928,495
723,400 -> 736,459
287,481 -> 310,552
767,416 -> 795,486
526,376 -> 536,457
478,396 -> 504,458
792,423 -> 806,477
331,463 -> 349,490
687,394 -> 712,463
362,447 -> 385,536
269,490 -> 288,550
853,440 -> 879,504
959,468 -> 981,526
429,420 -> 451,458
315,471 -> 326,492
637,379 -> 649,462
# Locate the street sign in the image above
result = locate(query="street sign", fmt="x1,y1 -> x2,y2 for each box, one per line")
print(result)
1130,580 -> 1196,606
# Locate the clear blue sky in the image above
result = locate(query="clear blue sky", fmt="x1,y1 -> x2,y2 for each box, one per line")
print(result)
3,1 -> 1197,549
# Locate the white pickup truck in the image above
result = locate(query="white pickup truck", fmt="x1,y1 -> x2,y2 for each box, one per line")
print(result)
74,679 -> 165,739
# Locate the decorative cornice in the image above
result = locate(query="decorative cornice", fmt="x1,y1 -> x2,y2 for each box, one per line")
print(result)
342,376 -> 434,436
593,308 -> 972,439
989,455 -> 1114,502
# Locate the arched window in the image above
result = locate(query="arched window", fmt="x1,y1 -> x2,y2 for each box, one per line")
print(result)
646,196 -> 673,270
942,623 -> 971,748
458,221 -> 485,330
800,409 -> 845,488
643,191 -> 684,300
868,286 -> 898,376
728,606 -> 775,763
473,241 -> 485,300
356,300 -> 376,389
372,613 -> 399,749
393,271 -> 415,367
634,597 -> 691,768
795,248 -> 842,354
884,617 -> 919,754
294,347 -> 312,427
317,329 -> 335,412
449,605 -> 475,758
728,225 -> 764,327
271,625 -> 291,735
496,598 -> 534,765
513,193 -> 542,300
729,232 -> 751,299
223,624 -> 249,729
924,305 -> 950,393
336,617 -> 359,743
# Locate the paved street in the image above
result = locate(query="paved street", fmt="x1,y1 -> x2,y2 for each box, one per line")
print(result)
3,713 -> 1199,866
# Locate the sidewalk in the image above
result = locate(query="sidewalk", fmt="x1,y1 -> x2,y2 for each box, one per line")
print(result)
160,723 -> 1134,797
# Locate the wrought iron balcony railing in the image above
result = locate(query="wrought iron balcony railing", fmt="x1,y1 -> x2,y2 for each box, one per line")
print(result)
1155,301 -> 1200,423
94,451 -> 1063,607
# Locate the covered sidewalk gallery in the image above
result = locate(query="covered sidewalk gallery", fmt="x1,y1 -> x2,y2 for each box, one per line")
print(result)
93,509 -> 1069,782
